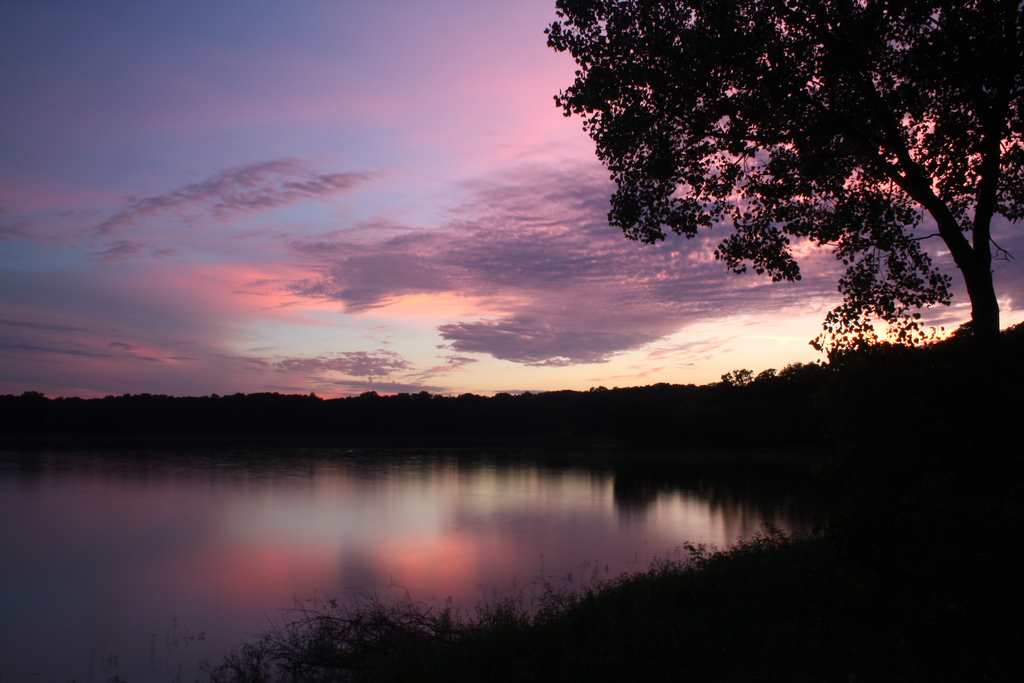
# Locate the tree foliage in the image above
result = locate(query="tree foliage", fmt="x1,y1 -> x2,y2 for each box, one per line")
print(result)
547,0 -> 1023,352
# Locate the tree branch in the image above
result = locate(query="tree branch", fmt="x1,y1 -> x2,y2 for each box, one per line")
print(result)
991,236 -> 1015,261
790,6 -> 979,277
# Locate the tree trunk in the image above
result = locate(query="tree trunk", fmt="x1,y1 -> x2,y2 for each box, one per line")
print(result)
962,259 -> 1001,409
920,198 -> 1000,343
968,271 -> 1000,337
963,257 -> 1001,343
962,258 -> 1001,434
965,264 -> 1000,342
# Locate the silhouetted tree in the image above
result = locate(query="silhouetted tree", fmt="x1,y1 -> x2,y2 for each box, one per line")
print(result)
547,1 -> 1022,351
721,369 -> 754,386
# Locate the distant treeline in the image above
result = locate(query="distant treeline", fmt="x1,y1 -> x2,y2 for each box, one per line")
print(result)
3,324 -> 1021,453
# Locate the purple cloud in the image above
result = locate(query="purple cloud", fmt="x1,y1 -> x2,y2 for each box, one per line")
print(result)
94,159 -> 372,234
99,240 -> 146,261
437,316 -> 658,366
286,164 -> 842,365
408,354 -> 479,380
0,205 -> 30,240
277,350 -> 411,380
0,221 -> 29,240
0,317 -> 88,334
269,349 -> 452,394
0,341 -> 112,360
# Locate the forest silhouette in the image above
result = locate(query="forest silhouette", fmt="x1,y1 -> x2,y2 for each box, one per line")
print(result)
5,323 -> 1021,461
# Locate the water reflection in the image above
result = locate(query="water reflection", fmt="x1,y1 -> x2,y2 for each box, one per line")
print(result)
0,450 -> 822,682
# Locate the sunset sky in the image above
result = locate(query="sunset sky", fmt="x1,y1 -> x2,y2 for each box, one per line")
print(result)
2,0 -> 1022,397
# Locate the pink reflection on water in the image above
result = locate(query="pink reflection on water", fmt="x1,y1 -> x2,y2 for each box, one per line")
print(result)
0,453 -> 817,681
371,531 -> 512,598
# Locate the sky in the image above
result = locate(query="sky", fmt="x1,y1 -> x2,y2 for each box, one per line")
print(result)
2,0 -> 1022,398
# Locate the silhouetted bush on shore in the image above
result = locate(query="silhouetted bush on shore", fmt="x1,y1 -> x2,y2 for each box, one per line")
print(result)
209,517 -> 1022,682
209,534 -> 842,683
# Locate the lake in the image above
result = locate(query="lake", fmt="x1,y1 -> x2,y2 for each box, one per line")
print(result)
0,450 -> 821,682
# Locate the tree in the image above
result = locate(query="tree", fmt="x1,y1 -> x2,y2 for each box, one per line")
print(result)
547,0 -> 1023,352
721,368 -> 754,386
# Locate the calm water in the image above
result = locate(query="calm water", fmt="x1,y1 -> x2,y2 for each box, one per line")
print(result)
0,450 -> 820,682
